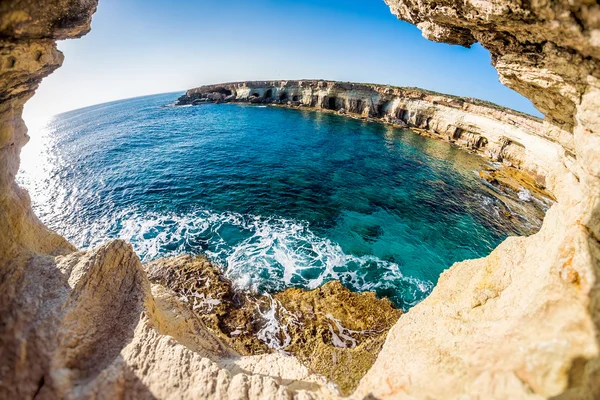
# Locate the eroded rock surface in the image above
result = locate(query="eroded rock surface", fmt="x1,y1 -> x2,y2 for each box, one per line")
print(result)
0,2 -> 335,399
146,255 -> 401,395
355,1 -> 600,399
2,241 -> 341,399
1,0 -> 599,399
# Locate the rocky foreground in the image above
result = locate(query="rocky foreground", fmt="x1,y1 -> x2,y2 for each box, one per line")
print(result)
1,1 -> 600,399
146,255 -> 400,396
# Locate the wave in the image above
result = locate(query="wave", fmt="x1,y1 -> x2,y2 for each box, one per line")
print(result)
74,207 -> 433,309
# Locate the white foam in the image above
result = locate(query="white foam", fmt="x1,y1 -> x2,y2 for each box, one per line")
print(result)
255,295 -> 299,350
70,207 -> 434,309
325,314 -> 358,348
518,188 -> 532,202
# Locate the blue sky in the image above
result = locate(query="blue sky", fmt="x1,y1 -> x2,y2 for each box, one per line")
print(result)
24,0 -> 542,124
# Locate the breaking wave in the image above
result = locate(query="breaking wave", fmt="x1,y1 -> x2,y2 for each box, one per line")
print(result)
76,207 -> 433,310
19,94 -> 547,311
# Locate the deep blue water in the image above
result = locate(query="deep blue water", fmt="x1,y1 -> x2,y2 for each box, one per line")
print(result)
19,93 -> 543,309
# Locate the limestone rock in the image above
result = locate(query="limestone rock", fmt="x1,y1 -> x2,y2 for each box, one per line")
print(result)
146,255 -> 401,395
177,80 -> 567,189
1,0 -> 600,399
354,1 -> 600,399
383,0 -> 600,132
1,241 -> 339,399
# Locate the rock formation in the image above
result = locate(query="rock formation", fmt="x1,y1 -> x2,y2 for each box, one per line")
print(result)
354,1 -> 600,399
1,0 -> 599,399
0,2 -> 337,399
177,80 -> 564,191
146,255 -> 401,395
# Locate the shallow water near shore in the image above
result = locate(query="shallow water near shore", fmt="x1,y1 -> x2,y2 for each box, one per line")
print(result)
19,93 -> 546,310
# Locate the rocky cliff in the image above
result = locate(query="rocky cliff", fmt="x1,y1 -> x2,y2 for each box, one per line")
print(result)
177,80 -> 566,191
1,1 -> 599,400
0,2 -> 339,399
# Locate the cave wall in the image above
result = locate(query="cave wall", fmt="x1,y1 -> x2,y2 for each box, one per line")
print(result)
0,1 -> 599,399
0,1 -> 96,264
0,4 -> 337,399
355,1 -> 600,399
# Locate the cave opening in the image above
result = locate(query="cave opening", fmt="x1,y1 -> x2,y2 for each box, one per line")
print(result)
453,127 -> 464,139
425,117 -> 433,130
5,0 -> 596,398
264,89 -> 273,99
397,109 -> 408,122
328,97 -> 338,110
377,101 -> 391,117
356,99 -> 363,114
279,92 -> 288,101
214,87 -> 232,96
292,95 -> 300,102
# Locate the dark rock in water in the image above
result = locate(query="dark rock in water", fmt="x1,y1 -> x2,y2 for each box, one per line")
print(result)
206,92 -> 225,102
382,115 -> 408,127
145,255 -> 401,395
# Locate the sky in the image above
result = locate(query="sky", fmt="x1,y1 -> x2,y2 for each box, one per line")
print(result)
23,0 -> 542,125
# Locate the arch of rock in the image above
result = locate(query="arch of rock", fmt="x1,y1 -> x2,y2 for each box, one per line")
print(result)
0,1 -> 599,399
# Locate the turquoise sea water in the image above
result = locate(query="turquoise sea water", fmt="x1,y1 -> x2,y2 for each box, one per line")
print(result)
19,93 -> 544,310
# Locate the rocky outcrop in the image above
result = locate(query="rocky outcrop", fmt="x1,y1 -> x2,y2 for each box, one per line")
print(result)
0,1 -> 90,267
146,255 -> 401,395
1,241 -> 341,399
0,2 -> 336,399
354,2 -> 600,399
1,1 -> 600,400
177,80 -> 566,190
383,1 -> 600,134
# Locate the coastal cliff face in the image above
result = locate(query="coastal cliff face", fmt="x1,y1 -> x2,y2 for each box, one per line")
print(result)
0,2 -> 339,399
178,80 -> 567,191
0,1 -> 599,400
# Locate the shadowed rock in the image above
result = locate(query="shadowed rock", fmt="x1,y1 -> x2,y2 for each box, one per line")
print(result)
146,255 -> 401,395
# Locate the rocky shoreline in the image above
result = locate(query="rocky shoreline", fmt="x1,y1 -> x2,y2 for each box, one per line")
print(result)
177,80 -> 559,209
176,80 -> 564,180
146,255 -> 401,395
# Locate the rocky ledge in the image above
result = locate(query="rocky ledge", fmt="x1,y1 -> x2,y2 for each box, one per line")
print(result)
145,255 -> 401,396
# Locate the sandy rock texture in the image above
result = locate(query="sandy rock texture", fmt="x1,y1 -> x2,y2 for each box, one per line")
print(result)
1,0 -> 599,399
146,255 -> 401,395
2,241 -> 337,399
355,1 -> 600,399
0,2 -> 336,399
